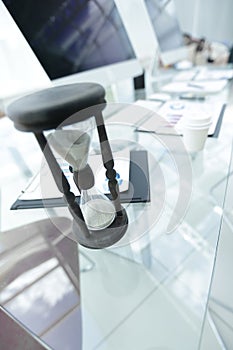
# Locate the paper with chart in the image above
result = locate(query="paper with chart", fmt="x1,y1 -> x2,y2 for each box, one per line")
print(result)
136,100 -> 225,136
18,149 -> 130,201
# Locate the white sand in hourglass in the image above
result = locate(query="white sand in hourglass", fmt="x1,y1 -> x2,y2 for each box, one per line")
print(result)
81,198 -> 116,230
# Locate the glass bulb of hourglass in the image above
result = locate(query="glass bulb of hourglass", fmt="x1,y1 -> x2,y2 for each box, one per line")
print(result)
80,187 -> 116,231
48,129 -> 91,171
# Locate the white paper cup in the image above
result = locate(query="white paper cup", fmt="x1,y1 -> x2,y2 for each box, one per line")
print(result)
182,112 -> 212,152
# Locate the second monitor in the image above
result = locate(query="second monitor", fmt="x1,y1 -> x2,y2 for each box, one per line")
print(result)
144,0 -> 189,66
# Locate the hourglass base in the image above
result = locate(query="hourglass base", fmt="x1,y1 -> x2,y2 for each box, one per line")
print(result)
73,208 -> 128,249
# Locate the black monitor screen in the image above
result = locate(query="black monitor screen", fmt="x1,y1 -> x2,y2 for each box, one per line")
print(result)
144,0 -> 184,52
2,0 -> 136,80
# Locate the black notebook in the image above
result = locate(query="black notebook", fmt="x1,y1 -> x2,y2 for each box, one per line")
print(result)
11,150 -> 150,210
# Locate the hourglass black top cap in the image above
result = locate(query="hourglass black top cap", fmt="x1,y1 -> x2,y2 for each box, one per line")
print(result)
6,83 -> 106,132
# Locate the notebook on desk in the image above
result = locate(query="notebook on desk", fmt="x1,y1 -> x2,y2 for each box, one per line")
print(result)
173,68 -> 233,82
11,150 -> 150,210
136,100 -> 226,137
194,68 -> 233,81
160,79 -> 228,95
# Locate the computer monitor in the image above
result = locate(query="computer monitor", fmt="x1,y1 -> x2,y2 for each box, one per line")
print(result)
144,0 -> 189,66
114,0 -> 159,69
1,0 -> 142,97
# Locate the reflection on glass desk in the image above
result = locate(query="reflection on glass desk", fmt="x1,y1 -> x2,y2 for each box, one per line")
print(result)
1,78 -> 233,350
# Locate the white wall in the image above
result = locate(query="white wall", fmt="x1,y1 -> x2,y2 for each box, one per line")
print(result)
195,0 -> 233,44
0,1 -> 50,100
174,0 -> 233,45
173,0 -> 196,35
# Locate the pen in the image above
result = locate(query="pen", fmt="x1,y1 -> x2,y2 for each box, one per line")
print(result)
179,94 -> 205,101
136,129 -> 181,136
187,82 -> 204,90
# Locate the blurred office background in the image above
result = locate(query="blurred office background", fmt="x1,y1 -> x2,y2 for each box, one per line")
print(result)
1,0 -> 233,105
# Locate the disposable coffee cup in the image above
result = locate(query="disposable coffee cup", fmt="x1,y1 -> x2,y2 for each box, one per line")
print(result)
182,112 -> 212,152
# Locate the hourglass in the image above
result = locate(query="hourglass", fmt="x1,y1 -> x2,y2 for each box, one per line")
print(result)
7,83 -> 128,249
48,126 -> 117,231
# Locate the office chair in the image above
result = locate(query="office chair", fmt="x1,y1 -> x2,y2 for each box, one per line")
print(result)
0,217 -> 82,349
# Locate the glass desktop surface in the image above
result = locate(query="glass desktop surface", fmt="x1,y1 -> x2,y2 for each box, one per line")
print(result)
0,77 -> 233,349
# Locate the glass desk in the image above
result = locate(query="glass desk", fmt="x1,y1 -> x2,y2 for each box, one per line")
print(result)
0,77 -> 233,350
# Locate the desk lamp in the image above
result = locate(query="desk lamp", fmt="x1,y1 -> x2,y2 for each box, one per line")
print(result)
7,83 -> 128,249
